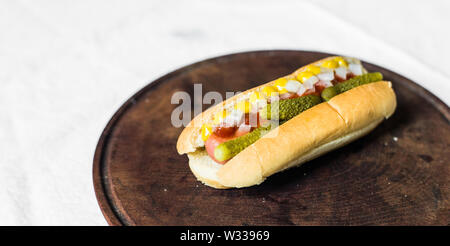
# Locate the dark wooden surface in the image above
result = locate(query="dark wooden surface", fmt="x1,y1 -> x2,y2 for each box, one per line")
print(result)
93,50 -> 450,226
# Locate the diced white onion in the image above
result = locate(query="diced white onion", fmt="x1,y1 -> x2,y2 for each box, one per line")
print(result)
251,99 -> 267,111
254,99 -> 267,110
224,110 -> 244,126
316,80 -> 333,88
317,71 -> 334,81
335,67 -> 347,79
195,133 -> 205,147
238,124 -> 252,133
269,95 -> 280,103
349,63 -> 363,76
285,80 -> 301,93
303,76 -> 318,89
296,83 -> 307,96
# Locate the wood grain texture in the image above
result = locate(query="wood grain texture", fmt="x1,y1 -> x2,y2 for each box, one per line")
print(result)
93,50 -> 450,226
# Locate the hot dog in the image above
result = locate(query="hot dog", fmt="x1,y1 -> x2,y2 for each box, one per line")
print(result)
176,56 -> 397,189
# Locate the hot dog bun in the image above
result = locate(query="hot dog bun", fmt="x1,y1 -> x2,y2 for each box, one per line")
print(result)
177,56 -> 363,154
176,57 -> 396,189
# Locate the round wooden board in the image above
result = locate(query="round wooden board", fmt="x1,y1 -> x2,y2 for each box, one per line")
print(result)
93,50 -> 449,226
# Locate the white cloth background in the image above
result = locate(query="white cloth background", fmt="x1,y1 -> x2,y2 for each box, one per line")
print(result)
0,0 -> 449,225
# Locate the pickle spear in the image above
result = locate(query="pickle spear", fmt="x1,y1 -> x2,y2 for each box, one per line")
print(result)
259,94 -> 322,121
214,95 -> 322,162
214,125 -> 271,162
321,72 -> 383,101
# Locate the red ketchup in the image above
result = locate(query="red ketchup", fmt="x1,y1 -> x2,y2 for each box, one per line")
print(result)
314,84 -> 327,94
333,72 -> 354,84
205,112 -> 262,164
213,124 -> 236,138
280,92 -> 299,100
235,124 -> 252,137
302,88 -> 319,96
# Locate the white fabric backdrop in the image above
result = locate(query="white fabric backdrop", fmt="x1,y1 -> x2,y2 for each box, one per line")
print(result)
0,0 -> 448,225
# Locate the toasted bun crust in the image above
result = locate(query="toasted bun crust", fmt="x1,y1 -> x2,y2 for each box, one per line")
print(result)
185,81 -> 396,188
176,56 -> 360,154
